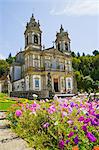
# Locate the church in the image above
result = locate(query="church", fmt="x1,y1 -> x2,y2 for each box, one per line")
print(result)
10,14 -> 75,98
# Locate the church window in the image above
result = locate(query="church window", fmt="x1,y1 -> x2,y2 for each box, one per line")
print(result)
35,78 -> 39,88
26,36 -> 28,45
68,79 -> 71,88
65,43 -> 68,51
34,34 -> 38,44
58,43 -> 60,50
34,61 -> 38,68
45,61 -> 50,68
60,63 -> 64,70
52,59 -> 57,69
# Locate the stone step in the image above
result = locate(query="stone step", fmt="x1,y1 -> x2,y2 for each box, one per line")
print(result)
0,128 -> 35,150
0,120 -> 10,129
0,111 -> 6,119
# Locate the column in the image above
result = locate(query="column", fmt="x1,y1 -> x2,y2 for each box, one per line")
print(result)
32,33 -> 34,44
29,75 -> 33,90
38,34 -> 40,45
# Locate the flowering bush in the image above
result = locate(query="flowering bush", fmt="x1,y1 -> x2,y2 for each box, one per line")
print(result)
7,96 -> 99,150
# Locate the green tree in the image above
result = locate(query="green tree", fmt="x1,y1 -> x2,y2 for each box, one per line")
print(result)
6,53 -> 15,64
82,76 -> 94,93
72,57 -> 81,71
93,50 -> 99,56
74,71 -> 83,91
77,52 -> 80,57
71,51 -> 76,57
72,51 -> 99,92
82,52 -> 85,56
0,60 -> 9,77
91,55 -> 99,81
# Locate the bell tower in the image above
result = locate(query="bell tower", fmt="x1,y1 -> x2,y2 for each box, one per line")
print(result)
24,14 -> 42,50
55,25 -> 70,53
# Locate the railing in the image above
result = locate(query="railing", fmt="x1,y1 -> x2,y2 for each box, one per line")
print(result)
25,66 -> 72,73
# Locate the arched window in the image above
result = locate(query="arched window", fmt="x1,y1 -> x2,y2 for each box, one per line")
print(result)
68,79 -> 71,88
58,43 -> 60,50
26,36 -> 28,45
35,78 -> 39,88
34,34 -> 38,44
65,43 -> 68,51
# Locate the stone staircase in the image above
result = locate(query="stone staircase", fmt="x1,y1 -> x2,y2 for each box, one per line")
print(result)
0,111 -> 34,150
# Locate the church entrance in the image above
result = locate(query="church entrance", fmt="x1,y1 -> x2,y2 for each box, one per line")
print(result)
54,78 -> 58,92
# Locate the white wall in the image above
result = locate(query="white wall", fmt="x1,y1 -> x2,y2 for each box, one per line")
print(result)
60,77 -> 65,92
25,76 -> 29,91
14,66 -> 21,81
13,79 -> 24,91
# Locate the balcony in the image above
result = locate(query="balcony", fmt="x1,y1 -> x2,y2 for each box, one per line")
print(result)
25,66 -> 73,73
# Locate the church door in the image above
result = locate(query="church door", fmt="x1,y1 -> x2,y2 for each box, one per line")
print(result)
54,78 -> 58,92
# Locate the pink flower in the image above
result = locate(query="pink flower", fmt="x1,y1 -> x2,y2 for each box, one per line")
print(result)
82,125 -> 87,132
58,139 -> 64,149
78,116 -> 84,121
48,105 -> 56,114
30,102 -> 40,112
68,131 -> 74,138
62,111 -> 67,117
84,118 -> 91,123
43,122 -> 50,128
67,120 -> 73,124
86,132 -> 96,142
63,102 -> 68,108
15,110 -> 22,117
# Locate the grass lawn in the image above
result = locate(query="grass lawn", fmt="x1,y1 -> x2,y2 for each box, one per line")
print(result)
0,93 -> 17,111
0,93 -> 30,111
0,101 -> 16,111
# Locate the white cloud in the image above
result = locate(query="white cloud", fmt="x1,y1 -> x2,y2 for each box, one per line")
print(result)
50,0 -> 99,16
0,53 -> 5,60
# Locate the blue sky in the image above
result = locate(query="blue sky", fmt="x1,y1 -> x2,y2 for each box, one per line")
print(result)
0,0 -> 99,59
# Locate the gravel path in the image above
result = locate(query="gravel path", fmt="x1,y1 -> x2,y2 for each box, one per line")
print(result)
0,112 -> 34,150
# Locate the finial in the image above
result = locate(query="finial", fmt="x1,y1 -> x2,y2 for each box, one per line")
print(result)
60,24 -> 64,32
30,13 -> 35,22
43,45 -> 45,49
38,20 -> 40,26
32,13 -> 34,18
52,41 -> 55,47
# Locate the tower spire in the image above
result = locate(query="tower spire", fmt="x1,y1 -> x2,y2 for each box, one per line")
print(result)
24,14 -> 42,50
55,25 -> 70,52
60,24 -> 64,32
32,13 -> 34,18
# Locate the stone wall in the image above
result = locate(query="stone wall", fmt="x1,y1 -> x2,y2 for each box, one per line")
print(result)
10,90 -> 49,99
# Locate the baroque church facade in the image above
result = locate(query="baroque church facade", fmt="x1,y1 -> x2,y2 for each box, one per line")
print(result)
10,14 -> 75,98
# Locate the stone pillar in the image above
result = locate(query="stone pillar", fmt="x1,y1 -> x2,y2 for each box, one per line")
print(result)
8,82 -> 12,95
38,34 -> 40,45
68,42 -> 70,51
28,33 -> 31,44
25,76 -> 29,91
32,33 -> 34,44
29,75 -> 33,90
29,55 -> 33,67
